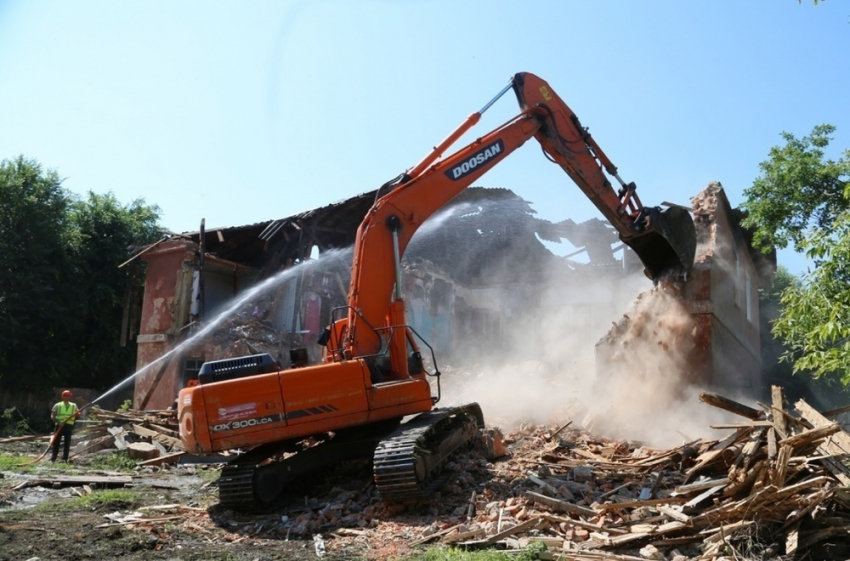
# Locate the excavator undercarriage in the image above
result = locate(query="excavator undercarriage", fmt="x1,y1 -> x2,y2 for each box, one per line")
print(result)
217,403 -> 484,511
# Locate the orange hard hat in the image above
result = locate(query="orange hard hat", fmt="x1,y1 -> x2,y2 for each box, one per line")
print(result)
61,390 -> 72,398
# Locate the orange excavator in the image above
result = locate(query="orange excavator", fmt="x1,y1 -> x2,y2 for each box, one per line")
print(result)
178,73 -> 696,510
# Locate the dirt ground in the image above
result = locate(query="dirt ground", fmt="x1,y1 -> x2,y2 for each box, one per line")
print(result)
0,433 -> 518,561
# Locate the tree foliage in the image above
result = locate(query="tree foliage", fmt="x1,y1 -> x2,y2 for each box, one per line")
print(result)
0,157 -> 73,391
759,266 -> 850,405
742,125 -> 849,253
773,215 -> 850,384
741,126 -> 850,384
0,156 -> 161,395
65,192 -> 161,389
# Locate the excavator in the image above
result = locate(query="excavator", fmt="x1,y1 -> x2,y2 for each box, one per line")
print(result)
177,72 -> 696,511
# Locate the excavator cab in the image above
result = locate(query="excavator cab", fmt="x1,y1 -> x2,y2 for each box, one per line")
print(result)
624,205 -> 697,279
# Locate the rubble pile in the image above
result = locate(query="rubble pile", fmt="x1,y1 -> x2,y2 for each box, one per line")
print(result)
5,387 -> 850,559
70,407 -> 185,463
403,388 -> 850,559
95,388 -> 849,559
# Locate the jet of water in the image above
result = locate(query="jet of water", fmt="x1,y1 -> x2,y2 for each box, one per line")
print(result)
86,248 -> 352,410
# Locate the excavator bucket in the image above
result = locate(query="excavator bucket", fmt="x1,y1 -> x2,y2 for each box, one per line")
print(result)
623,206 -> 697,280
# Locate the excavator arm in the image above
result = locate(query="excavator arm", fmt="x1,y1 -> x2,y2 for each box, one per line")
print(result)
178,73 -> 696,508
512,73 -> 695,279
332,72 -> 696,366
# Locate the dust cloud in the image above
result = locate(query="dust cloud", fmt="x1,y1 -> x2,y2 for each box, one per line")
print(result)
587,285 -> 736,447
437,252 -> 738,449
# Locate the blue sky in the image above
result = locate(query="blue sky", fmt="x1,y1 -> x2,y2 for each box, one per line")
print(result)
0,1 -> 847,276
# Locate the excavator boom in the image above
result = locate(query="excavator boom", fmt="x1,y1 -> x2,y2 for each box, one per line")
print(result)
337,72 -> 696,362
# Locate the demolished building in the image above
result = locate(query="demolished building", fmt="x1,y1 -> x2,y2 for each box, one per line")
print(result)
129,183 -> 774,410
594,182 -> 776,396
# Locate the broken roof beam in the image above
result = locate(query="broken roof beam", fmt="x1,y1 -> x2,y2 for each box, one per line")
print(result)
259,219 -> 289,242
699,392 -> 763,420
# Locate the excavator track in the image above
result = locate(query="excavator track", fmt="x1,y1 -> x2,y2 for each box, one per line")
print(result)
215,405 -> 483,510
373,403 -> 484,501
216,421 -> 401,511
218,464 -> 259,510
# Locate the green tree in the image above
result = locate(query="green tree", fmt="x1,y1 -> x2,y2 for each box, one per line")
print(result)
0,156 -> 161,395
741,126 -> 850,384
65,192 -> 160,389
759,266 -> 849,405
742,125 -> 849,253
773,215 -> 850,383
0,157 -> 74,392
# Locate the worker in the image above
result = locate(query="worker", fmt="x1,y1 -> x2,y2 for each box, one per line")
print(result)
50,390 -> 79,462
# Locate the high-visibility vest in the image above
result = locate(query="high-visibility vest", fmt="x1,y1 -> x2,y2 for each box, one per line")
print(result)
53,401 -> 78,425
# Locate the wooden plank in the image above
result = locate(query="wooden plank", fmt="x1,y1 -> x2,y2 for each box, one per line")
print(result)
724,459 -> 766,497
525,491 -> 598,517
771,445 -> 793,488
778,423 -> 841,449
795,399 -> 850,451
70,434 -> 116,457
462,516 -> 543,546
604,531 -> 651,547
527,474 -> 560,496
131,424 -> 184,450
684,430 -> 749,483
147,423 -> 180,438
798,527 -> 844,550
710,421 -> 773,429
778,487 -> 834,533
138,450 -> 186,467
699,393 -> 763,420
597,496 -> 689,511
596,482 -> 632,501
540,513 -> 628,535
701,520 -> 756,543
96,515 -> 184,528
726,427 -> 766,487
658,505 -> 691,523
820,403 -> 850,418
674,477 -> 729,495
785,524 -> 799,555
767,428 -> 777,459
443,527 -> 486,544
409,523 -> 462,546
794,399 -> 850,485
682,484 -> 726,508
0,434 -> 50,444
18,475 -> 133,489
771,386 -> 788,437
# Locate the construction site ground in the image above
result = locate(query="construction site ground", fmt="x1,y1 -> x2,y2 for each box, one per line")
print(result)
3,390 -> 850,561
2,435 -> 499,561
5,433 -> 518,561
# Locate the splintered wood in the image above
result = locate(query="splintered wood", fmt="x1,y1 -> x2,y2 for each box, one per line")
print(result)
427,387 -> 850,558
72,407 -> 185,463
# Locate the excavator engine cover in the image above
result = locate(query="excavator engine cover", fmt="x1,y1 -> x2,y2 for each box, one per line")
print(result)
624,206 -> 696,279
